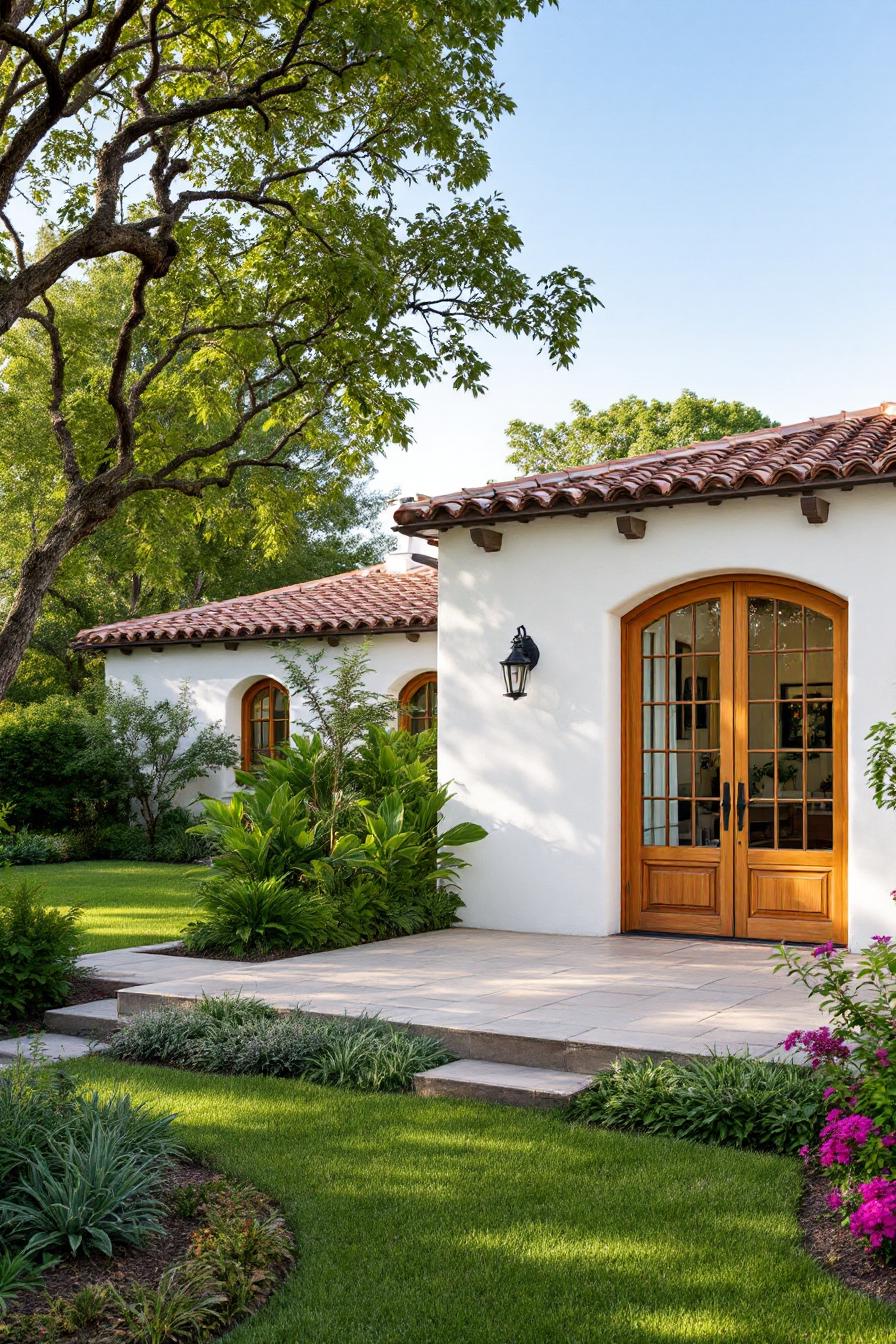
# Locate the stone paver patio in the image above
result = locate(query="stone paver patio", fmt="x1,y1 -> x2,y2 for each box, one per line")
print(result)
80,929 -> 826,1061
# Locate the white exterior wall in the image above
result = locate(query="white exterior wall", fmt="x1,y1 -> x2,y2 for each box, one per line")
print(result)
436,488 -> 896,949
106,631 -> 437,804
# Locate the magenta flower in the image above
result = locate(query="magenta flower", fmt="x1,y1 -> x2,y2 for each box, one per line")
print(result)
827,1189 -> 844,1211
850,1178 -> 896,1249
780,1026 -> 850,1069
872,934 -> 893,945
876,1047 -> 891,1068
812,941 -> 837,958
818,1111 -> 877,1168
823,1086 -> 836,1100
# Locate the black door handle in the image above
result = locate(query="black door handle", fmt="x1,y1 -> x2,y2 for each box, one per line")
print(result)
722,782 -> 731,830
736,782 -> 747,832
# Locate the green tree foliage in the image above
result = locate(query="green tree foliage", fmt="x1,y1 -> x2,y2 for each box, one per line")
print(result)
506,389 -> 776,474
0,695 -> 126,830
0,1 -> 596,696
866,713 -> 896,812
78,680 -> 237,853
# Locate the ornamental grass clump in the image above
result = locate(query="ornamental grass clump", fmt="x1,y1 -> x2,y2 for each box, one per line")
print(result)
109,995 -> 452,1091
775,935 -> 896,1260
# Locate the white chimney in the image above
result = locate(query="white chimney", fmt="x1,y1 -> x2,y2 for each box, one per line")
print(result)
383,494 -> 432,573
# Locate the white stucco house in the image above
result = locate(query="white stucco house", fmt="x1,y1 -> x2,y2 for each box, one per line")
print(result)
73,533 -> 438,799
76,403 -> 896,950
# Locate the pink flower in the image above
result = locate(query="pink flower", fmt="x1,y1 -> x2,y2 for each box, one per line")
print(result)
872,934 -> 893,945
827,1189 -> 844,1210
850,1177 -> 896,1249
823,1086 -> 836,1099
876,1047 -> 891,1068
780,1027 -> 850,1068
798,1144 -> 811,1162
818,1111 -> 877,1168
812,941 -> 837,958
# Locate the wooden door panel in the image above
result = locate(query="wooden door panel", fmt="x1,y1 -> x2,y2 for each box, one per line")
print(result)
623,581 -> 735,937
732,579 -> 846,944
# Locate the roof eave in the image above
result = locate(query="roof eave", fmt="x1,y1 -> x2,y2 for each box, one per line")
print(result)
393,471 -> 896,535
72,621 -> 438,654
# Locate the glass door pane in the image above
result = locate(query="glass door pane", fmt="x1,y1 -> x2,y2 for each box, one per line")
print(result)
746,598 -> 835,852
639,599 -> 721,848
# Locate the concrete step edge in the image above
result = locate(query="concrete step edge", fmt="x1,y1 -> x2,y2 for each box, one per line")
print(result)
413,1058 -> 593,1110
44,999 -> 121,1041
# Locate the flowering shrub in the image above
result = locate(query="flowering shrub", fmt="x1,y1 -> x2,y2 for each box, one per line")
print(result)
775,936 -> 896,1260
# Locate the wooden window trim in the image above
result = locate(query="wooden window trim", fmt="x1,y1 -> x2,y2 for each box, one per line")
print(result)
241,677 -> 290,770
399,672 -> 437,733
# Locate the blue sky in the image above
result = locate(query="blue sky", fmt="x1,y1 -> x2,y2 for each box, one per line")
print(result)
376,0 -> 896,497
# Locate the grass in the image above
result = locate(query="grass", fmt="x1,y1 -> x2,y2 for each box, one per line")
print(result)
15,860 -> 199,953
68,1059 -> 896,1344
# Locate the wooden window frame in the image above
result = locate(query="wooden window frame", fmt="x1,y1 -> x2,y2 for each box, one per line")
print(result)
241,677 -> 290,770
399,672 -> 437,733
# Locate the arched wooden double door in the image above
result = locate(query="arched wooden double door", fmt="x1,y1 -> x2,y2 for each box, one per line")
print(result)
622,576 -> 847,943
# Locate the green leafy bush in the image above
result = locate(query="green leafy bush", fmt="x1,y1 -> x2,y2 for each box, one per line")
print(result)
566,1053 -> 826,1155
0,1054 -> 181,1311
0,830 -> 70,865
0,1121 -> 169,1257
110,1262 -> 227,1344
109,996 -> 452,1091
184,644 -> 485,956
0,696 -> 127,831
0,879 -> 81,1023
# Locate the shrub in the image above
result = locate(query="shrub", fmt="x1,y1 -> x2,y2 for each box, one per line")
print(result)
182,874 -> 337,956
0,1249 -> 51,1319
90,820 -> 151,861
110,1262 -> 227,1344
186,646 -> 485,956
0,696 -> 127,831
153,807 -> 216,864
565,1052 -> 826,1155
0,879 -> 81,1023
0,830 -> 70,865
109,997 -> 452,1091
0,1121 -> 169,1257
0,1054 -> 181,1310
776,937 -> 896,1259
78,679 -> 237,856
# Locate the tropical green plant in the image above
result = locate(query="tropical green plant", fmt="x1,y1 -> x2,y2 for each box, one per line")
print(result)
184,875 -> 338,957
866,713 -> 896,811
186,646 -> 485,956
109,1000 -> 452,1093
0,878 -> 81,1022
566,1053 -> 825,1155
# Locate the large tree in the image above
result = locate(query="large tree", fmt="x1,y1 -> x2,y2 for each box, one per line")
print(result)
506,390 -> 775,474
0,0 -> 596,695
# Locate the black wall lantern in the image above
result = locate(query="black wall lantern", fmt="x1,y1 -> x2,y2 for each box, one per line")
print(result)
500,625 -> 540,699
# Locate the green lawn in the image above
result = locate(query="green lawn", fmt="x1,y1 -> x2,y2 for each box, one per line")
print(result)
22,860 -> 199,952
69,1059 -> 896,1344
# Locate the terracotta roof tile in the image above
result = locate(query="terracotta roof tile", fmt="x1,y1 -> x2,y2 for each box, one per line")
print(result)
393,403 -> 896,532
73,564 -> 437,650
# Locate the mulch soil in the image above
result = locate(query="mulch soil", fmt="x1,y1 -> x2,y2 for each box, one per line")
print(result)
9,1159 -> 215,1321
156,944 -> 311,963
3,974 -> 134,1039
801,1167 -> 896,1304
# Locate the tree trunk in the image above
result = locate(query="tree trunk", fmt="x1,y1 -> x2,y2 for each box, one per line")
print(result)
0,508 -> 101,698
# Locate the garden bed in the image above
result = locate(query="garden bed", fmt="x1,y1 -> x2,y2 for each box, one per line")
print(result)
4,1163 -> 294,1343
801,1168 -> 896,1306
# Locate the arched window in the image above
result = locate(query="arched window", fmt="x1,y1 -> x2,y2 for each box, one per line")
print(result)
399,672 -> 437,734
241,678 -> 290,769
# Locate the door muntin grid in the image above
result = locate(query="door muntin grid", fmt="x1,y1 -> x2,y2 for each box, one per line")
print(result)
641,599 -> 722,848
746,598 -> 834,851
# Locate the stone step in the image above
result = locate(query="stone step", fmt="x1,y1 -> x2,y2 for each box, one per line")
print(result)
413,1058 -> 593,1110
44,998 -> 121,1041
0,1031 -> 109,1063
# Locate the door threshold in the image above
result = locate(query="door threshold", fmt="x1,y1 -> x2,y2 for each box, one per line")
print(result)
619,930 -> 839,948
